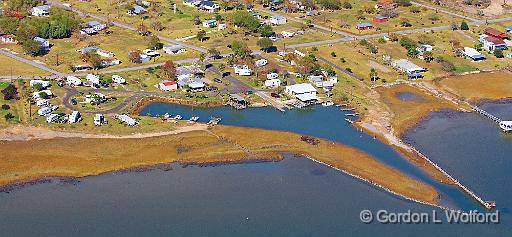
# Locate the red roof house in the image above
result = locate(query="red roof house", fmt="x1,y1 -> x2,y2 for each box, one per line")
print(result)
158,80 -> 178,91
483,28 -> 508,39
373,16 -> 388,23
0,34 -> 17,44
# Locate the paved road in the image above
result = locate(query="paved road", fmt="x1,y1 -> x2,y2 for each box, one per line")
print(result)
48,0 -> 208,53
0,49 -> 62,76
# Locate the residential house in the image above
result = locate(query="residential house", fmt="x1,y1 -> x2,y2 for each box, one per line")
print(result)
66,76 -> 82,86
117,114 -> 137,126
68,111 -> 81,123
416,44 -> 433,55
267,72 -> 279,80
281,31 -> 294,38
373,16 -> 388,23
33,37 -> 50,51
31,5 -> 49,17
480,35 -> 508,52
112,75 -> 126,84
183,0 -> 202,7
356,23 -> 374,30
255,58 -> 268,67
391,59 -> 426,79
101,59 -> 120,67
202,19 -> 217,28
86,74 -> 100,85
462,47 -> 486,61
30,80 -> 51,89
36,99 -> 49,107
32,90 -> 53,100
143,49 -> 160,57
163,44 -> 186,54
94,114 -> 106,126
308,75 -> 323,84
158,80 -> 178,91
79,45 -> 100,54
284,83 -> 318,103
483,27 -> 508,39
97,49 -> 114,58
200,1 -> 219,12
188,81 -> 205,92
80,21 -> 107,35
128,5 -> 146,15
269,15 -> 287,25
233,64 -> 252,76
177,77 -> 205,92
0,34 -> 16,44
264,78 -> 281,88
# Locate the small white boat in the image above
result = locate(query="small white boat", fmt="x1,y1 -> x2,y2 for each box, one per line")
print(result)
322,101 -> 334,107
345,118 -> 354,124
163,113 -> 171,119
499,121 -> 512,132
173,115 -> 182,120
189,116 -> 199,122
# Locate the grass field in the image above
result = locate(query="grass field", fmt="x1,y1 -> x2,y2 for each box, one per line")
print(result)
0,125 -> 440,205
437,70 -> 512,102
0,54 -> 50,77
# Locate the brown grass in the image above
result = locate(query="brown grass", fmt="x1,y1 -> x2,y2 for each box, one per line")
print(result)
376,84 -> 459,136
437,71 -> 512,103
0,125 -> 439,205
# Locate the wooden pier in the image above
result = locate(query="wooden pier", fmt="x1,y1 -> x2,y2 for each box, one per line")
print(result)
472,106 -> 502,124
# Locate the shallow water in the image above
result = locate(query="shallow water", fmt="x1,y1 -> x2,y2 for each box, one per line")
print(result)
1,103 -> 510,236
395,92 -> 419,101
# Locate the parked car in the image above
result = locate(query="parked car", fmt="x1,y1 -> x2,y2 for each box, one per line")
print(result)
271,92 -> 280,98
214,78 -> 222,83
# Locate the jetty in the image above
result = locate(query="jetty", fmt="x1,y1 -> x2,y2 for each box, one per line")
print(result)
473,105 -> 512,132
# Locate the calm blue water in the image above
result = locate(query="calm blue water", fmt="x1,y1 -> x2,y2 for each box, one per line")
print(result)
395,92 -> 419,101
1,103 -> 510,236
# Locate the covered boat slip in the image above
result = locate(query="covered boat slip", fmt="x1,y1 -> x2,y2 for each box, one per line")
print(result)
228,94 -> 248,110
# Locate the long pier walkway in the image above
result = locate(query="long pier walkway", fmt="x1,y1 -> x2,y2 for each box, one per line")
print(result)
472,105 -> 502,124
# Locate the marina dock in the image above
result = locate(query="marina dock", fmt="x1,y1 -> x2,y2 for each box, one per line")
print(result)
473,105 -> 512,132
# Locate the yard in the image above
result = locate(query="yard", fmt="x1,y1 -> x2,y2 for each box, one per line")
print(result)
0,54 -> 50,77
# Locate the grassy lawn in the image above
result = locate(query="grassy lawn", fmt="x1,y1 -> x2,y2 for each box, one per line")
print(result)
265,0 -> 456,35
437,71 -> 512,102
0,54 -> 50,77
0,82 -> 23,126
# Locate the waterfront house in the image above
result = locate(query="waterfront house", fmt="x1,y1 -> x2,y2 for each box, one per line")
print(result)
202,19 -> 217,28
391,59 -> 426,79
112,75 -> 126,84
285,83 -> 318,103
68,111 -> 81,123
31,5 -> 49,17
264,78 -> 281,88
117,114 -> 137,126
269,15 -> 287,25
163,44 -> 186,54
94,114 -> 105,126
158,80 -> 178,91
483,27 -> 508,39
463,47 -> 486,61
33,37 -> 50,50
177,77 -> 205,92
0,34 -> 16,44
480,35 -> 508,52
188,81 -> 205,92
66,76 -> 82,86
30,80 -> 51,89
356,23 -> 374,30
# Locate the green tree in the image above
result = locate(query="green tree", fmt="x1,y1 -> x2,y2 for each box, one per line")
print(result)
258,24 -> 274,37
0,17 -> 20,34
494,48 -> 504,58
160,60 -> 177,80
257,38 -> 273,51
197,30 -> 207,42
317,0 -> 341,10
460,21 -> 469,30
146,35 -> 161,49
22,39 -> 42,56
231,40 -> 251,58
370,68 -> 378,81
232,11 -> 260,32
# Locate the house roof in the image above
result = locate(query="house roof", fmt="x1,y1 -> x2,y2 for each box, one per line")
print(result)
286,83 -> 317,94
33,5 -> 49,11
484,36 -> 506,45
201,1 -> 218,7
463,47 -> 484,58
161,80 -> 177,86
296,93 -> 318,102
374,16 -> 387,20
484,28 -> 507,38
357,23 -> 374,28
87,21 -> 102,26
270,15 -> 286,20
393,59 -> 425,72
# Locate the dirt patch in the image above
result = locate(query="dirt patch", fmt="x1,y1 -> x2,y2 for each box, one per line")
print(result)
369,60 -> 391,73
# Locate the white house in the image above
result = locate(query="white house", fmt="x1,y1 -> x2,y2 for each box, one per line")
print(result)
117,114 -> 137,126
36,99 -> 49,107
86,74 -> 100,85
94,114 -> 105,126
281,31 -> 295,38
112,75 -> 126,84
202,19 -> 217,28
264,79 -> 281,88
38,106 -> 52,116
0,34 -> 16,44
86,21 -> 107,31
158,80 -> 178,91
200,1 -> 219,12
163,44 -> 186,54
285,83 -> 318,103
463,47 -> 486,61
68,111 -> 81,123
32,5 -> 50,17
97,49 -> 114,58
255,58 -> 268,67
267,72 -> 279,80
188,81 -> 205,92
391,59 -> 426,79
233,64 -> 252,76
32,90 -> 53,100
183,0 -> 202,7
33,37 -> 50,50
480,35 -> 508,52
416,44 -> 433,55
30,80 -> 50,89
66,76 -> 82,86
269,15 -> 287,25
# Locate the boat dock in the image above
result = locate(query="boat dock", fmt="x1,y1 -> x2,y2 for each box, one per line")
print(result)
473,105 -> 512,132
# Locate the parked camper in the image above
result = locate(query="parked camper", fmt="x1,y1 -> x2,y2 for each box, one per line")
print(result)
112,75 -> 126,84
68,111 -> 81,123
38,107 -> 52,116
